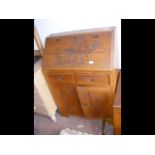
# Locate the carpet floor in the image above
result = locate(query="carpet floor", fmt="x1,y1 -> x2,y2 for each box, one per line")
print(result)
34,111 -> 113,135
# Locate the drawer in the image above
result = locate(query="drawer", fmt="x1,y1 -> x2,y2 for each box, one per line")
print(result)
47,73 -> 75,83
75,74 -> 110,86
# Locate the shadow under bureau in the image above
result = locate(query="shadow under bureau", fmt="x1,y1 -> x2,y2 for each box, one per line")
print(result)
43,27 -> 119,122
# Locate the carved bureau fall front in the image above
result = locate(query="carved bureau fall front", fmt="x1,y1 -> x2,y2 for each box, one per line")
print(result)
43,28 -> 119,122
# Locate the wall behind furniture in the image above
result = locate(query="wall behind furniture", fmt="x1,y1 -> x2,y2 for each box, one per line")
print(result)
34,19 -> 121,69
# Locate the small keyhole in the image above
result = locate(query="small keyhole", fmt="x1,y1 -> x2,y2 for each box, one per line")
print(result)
58,77 -> 64,80
93,34 -> 99,38
81,104 -> 86,107
56,39 -> 61,42
91,79 -> 95,82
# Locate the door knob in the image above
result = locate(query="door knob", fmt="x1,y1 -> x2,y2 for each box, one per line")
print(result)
81,104 -> 86,107
90,78 -> 95,82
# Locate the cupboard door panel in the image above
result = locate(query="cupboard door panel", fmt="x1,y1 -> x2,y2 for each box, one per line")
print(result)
77,87 -> 113,119
51,82 -> 83,116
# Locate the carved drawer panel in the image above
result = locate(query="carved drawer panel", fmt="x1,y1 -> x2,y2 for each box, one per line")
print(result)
75,73 -> 110,86
47,73 -> 75,83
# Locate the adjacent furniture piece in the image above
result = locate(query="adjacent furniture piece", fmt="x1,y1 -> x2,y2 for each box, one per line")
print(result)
43,27 -> 119,121
34,58 -> 57,121
34,25 -> 44,57
34,25 -> 57,121
113,72 -> 121,134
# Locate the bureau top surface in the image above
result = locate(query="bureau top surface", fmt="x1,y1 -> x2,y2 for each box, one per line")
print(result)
43,27 -> 116,71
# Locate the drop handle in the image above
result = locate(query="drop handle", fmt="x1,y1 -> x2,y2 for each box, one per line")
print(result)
81,104 -> 87,107
90,78 -> 95,82
57,77 -> 64,81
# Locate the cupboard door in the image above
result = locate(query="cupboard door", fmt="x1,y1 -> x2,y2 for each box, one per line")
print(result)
51,82 -> 83,116
77,87 -> 113,119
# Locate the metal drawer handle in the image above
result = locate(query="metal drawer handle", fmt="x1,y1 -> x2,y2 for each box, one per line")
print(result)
57,77 -> 64,81
81,104 -> 87,107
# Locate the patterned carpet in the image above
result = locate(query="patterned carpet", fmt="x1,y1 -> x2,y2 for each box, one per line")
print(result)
34,111 -> 113,135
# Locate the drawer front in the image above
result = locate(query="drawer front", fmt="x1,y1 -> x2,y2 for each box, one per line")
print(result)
47,73 -> 75,83
75,74 -> 110,86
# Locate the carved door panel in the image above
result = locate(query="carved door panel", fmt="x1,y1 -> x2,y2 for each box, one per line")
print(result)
77,87 -> 113,119
53,83 -> 83,116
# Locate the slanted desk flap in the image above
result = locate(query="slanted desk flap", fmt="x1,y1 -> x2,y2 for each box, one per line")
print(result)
43,28 -> 115,71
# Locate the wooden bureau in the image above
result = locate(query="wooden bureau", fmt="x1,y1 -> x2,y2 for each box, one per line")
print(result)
43,27 -> 119,121
113,72 -> 121,134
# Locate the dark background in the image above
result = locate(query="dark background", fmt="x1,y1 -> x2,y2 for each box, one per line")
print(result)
121,19 -> 155,134
0,20 -> 34,135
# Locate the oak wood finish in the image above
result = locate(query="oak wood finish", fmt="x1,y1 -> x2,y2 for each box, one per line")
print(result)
113,72 -> 121,134
77,87 -> 113,119
75,73 -> 110,86
43,27 -> 118,121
